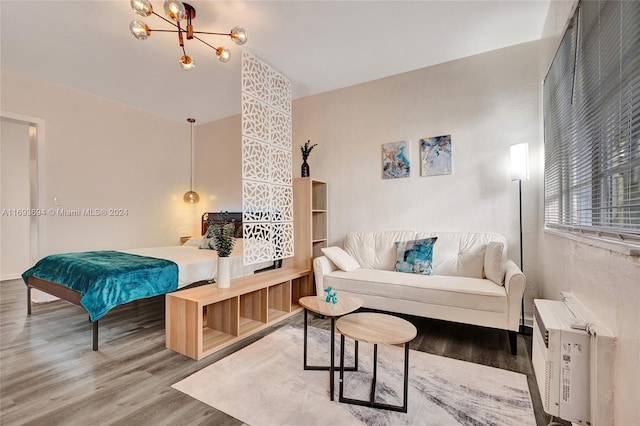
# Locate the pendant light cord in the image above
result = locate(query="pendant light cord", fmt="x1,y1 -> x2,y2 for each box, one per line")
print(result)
188,118 -> 195,191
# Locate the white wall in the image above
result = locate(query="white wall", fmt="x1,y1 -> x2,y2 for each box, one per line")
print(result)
1,68 -> 195,256
292,41 -> 542,315
1,119 -> 31,278
537,1 -> 640,424
193,114 -> 243,228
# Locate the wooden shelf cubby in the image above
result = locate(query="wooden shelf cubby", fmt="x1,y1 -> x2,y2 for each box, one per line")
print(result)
166,267 -> 312,360
268,281 -> 291,322
290,274 -> 313,311
311,180 -> 327,211
312,211 -> 327,241
292,178 -> 328,273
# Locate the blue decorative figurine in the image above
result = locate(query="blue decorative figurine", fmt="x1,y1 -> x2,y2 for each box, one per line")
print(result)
324,286 -> 338,304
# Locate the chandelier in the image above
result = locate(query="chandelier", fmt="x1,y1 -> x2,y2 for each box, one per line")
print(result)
129,0 -> 247,71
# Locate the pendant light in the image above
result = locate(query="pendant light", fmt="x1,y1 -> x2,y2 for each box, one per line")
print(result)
183,118 -> 199,203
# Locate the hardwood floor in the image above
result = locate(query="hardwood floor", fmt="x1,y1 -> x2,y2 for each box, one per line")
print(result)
1,279 -> 558,426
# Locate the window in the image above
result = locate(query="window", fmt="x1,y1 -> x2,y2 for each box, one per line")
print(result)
544,0 -> 640,243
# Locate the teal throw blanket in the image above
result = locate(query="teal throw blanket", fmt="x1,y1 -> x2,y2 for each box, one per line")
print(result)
22,251 -> 178,322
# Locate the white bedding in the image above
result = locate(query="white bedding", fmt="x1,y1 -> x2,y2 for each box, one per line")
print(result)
123,240 -> 273,288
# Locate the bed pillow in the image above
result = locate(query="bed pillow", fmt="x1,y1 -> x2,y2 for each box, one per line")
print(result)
484,241 -> 506,285
321,246 -> 361,272
184,236 -> 204,247
394,237 -> 438,275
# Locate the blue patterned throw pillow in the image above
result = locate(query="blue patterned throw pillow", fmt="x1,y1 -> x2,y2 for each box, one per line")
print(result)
394,237 -> 438,275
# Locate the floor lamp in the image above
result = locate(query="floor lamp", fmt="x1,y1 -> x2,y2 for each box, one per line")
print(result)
510,143 -> 529,334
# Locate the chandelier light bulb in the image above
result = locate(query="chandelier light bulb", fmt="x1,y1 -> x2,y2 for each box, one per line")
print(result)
216,47 -> 231,63
230,26 -> 248,45
180,55 -> 195,70
130,0 -> 153,17
130,20 -> 151,40
164,1 -> 186,22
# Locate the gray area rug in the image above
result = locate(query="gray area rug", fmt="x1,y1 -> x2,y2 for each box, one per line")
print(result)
172,323 -> 535,425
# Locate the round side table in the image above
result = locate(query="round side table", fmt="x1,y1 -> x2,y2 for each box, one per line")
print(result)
298,295 -> 363,401
336,312 -> 417,413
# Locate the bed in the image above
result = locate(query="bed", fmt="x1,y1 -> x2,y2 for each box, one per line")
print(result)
22,212 -> 275,350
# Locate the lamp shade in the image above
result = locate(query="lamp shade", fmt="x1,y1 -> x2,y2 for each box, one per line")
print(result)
163,0 -> 186,21
183,190 -> 199,204
180,55 -> 195,71
216,47 -> 231,63
510,143 -> 529,181
230,26 -> 248,45
130,20 -> 151,40
131,0 -> 153,17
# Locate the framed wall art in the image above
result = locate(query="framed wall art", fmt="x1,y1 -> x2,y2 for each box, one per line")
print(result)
420,135 -> 452,176
382,141 -> 410,179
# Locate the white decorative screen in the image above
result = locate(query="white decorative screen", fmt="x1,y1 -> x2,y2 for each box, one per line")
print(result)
242,51 -> 293,265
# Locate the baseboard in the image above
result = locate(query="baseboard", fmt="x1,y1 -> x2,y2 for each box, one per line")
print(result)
525,313 -> 534,328
1,273 -> 22,281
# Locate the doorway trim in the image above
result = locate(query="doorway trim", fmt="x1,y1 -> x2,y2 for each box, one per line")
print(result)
1,111 -> 45,275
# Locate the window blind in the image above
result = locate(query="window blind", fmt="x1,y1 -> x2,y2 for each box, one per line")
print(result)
544,0 -> 640,242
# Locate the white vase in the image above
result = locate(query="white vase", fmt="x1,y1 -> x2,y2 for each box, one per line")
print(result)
217,256 -> 231,288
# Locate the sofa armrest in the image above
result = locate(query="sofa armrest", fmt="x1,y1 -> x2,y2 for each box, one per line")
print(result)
313,256 -> 338,296
504,259 -> 526,331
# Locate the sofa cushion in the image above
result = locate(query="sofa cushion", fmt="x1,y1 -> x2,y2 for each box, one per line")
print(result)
321,246 -> 360,272
415,232 -> 507,279
483,241 -> 506,285
344,230 -> 416,270
324,269 -> 507,313
394,237 -> 438,275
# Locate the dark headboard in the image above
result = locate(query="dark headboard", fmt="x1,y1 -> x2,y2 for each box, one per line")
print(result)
201,212 -> 243,238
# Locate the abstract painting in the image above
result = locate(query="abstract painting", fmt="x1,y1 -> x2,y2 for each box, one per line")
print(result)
382,141 -> 410,179
420,135 -> 452,176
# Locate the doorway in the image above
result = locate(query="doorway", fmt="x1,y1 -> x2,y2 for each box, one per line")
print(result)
0,114 -> 41,281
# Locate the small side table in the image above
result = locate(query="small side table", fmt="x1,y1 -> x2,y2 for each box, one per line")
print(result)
298,295 -> 363,401
336,312 -> 417,413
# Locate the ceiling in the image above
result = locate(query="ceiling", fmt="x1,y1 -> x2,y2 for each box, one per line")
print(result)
0,1 -> 551,125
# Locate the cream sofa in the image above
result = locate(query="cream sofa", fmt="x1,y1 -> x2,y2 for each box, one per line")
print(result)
313,230 -> 525,354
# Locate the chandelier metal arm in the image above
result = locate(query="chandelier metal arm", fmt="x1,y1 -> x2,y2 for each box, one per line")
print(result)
177,21 -> 185,46
152,10 -> 180,28
193,31 -> 232,37
144,30 -> 229,41
147,29 -> 181,33
144,29 -> 225,50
